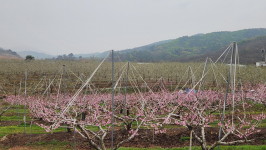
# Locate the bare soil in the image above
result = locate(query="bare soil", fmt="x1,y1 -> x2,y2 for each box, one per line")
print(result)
0,128 -> 265,149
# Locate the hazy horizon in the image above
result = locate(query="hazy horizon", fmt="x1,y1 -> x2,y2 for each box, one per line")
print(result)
1,0 -> 266,55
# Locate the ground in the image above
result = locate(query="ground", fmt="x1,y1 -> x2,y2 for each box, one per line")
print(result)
1,128 -> 266,150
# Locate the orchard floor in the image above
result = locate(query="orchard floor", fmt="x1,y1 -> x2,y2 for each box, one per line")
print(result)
0,128 -> 266,150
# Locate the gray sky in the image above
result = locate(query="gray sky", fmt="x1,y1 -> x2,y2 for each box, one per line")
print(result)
0,0 -> 266,55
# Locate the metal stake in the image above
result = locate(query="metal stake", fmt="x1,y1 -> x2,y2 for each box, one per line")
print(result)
111,50 -> 115,149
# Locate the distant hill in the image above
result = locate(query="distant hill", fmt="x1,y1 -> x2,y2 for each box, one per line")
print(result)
0,47 -> 21,59
238,36 -> 266,64
18,51 -> 109,60
75,51 -> 110,59
17,51 -> 54,59
113,28 -> 266,62
182,36 -> 266,64
8,28 -> 266,63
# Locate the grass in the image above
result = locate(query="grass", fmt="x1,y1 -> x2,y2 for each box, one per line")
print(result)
259,119 -> 266,128
0,124 -> 67,138
179,136 -> 190,142
0,104 -> 30,120
4,107 -> 30,113
0,115 -> 31,121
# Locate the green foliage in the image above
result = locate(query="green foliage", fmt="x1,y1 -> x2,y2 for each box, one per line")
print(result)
117,28 -> 266,62
25,55 -> 35,61
179,136 -> 190,142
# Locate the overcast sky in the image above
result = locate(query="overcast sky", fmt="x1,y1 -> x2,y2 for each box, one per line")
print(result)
0,0 -> 266,55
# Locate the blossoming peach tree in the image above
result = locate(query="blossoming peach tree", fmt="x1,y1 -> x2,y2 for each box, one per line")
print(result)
4,85 -> 265,150
162,89 -> 265,150
6,92 -> 164,150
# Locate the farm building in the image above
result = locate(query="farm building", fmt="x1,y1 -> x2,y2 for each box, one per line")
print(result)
256,61 -> 266,67
256,49 -> 266,67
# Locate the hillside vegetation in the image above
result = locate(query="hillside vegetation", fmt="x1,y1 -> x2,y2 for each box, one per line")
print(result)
183,36 -> 266,64
116,28 -> 266,63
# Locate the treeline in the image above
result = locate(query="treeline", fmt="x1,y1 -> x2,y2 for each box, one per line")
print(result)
51,53 -> 82,60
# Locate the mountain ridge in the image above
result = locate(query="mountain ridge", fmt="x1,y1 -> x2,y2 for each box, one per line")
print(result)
4,28 -> 266,63
0,47 -> 21,59
115,28 -> 266,62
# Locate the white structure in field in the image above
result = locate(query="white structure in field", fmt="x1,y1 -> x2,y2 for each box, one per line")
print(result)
256,61 -> 266,67
256,49 -> 266,67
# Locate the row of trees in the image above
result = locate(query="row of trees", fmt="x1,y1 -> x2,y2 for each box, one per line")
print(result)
5,43 -> 265,150
54,53 -> 82,60
24,53 -> 83,61
5,84 -> 266,150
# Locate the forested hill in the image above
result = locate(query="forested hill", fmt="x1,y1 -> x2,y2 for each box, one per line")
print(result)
237,36 -> 266,64
116,28 -> 266,62
0,47 -> 21,59
181,36 -> 266,64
